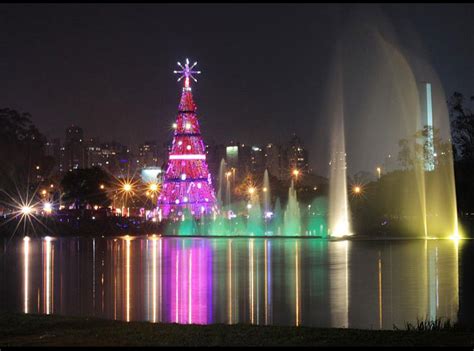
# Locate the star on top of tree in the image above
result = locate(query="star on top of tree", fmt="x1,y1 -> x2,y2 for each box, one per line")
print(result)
173,58 -> 201,88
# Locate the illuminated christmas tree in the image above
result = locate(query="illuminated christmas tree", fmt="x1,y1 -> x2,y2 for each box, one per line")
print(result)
157,59 -> 217,218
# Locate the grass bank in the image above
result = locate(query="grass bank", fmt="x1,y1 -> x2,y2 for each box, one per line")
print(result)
0,313 -> 473,346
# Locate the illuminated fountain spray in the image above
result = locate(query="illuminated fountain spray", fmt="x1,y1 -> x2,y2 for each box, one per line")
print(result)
263,170 -> 271,216
272,198 -> 283,236
283,181 -> 301,236
247,188 -> 264,236
335,7 -> 460,239
217,159 -> 226,209
328,55 -> 352,238
225,170 -> 232,210
178,208 -> 197,236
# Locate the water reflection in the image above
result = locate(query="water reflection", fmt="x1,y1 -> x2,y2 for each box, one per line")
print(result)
3,237 -> 470,329
23,237 -> 29,313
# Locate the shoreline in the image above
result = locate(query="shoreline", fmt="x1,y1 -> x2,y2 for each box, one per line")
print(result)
0,313 -> 472,346
3,233 -> 472,241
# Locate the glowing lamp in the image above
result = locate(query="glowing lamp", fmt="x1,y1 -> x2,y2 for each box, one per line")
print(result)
21,206 -> 33,215
43,202 -> 52,213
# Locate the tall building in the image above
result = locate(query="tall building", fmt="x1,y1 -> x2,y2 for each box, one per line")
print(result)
63,125 -> 85,171
222,142 -> 254,180
138,141 -> 160,168
264,143 -> 288,180
45,137 -> 61,173
287,133 -> 310,176
250,146 -> 265,174
419,82 -> 435,171
85,137 -> 103,168
100,141 -> 132,176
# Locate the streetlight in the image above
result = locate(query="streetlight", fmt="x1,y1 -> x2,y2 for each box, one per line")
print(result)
43,202 -> 52,214
376,167 -> 381,180
292,169 -> 300,179
21,206 -> 33,215
123,183 -> 132,192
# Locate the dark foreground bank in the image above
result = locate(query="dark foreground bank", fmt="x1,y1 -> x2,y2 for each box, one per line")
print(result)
0,313 -> 473,347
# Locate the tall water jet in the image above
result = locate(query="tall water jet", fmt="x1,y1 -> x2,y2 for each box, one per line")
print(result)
225,171 -> 232,210
283,181 -> 302,236
328,48 -> 352,238
272,198 -> 283,236
217,159 -> 226,209
247,192 -> 264,236
263,169 -> 271,215
307,196 -> 329,237
336,7 -> 459,239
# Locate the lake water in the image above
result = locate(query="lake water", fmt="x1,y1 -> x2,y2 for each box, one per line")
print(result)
1,236 -> 473,329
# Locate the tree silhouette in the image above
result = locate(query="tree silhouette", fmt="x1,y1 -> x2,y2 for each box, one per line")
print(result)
60,167 -> 112,209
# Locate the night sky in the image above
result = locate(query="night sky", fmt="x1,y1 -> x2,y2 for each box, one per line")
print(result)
2,4 -> 474,175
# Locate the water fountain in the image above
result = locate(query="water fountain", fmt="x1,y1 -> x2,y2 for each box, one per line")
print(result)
336,9 -> 460,238
217,159 -> 226,209
178,208 -> 197,236
327,49 -> 352,238
307,197 -> 329,237
283,181 -> 302,236
247,192 -> 264,236
263,170 -> 271,215
272,198 -> 283,236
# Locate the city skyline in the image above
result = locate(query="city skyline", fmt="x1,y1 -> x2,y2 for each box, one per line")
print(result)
2,4 -> 474,175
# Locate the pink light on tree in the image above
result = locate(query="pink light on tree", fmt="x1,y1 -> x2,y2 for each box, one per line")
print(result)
157,58 -> 217,218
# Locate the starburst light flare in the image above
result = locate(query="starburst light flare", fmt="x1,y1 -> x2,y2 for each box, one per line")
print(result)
173,58 -> 201,88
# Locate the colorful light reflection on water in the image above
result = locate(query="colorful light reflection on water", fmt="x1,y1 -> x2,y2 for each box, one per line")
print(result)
1,236 -> 471,329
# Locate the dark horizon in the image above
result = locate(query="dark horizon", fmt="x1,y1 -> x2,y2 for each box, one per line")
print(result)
2,3 -> 474,175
